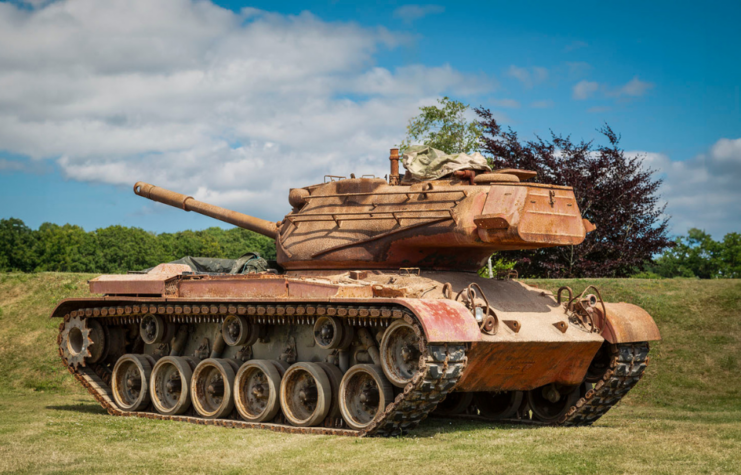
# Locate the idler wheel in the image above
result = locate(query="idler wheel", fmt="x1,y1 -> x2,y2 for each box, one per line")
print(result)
139,314 -> 171,345
279,362 -> 332,427
526,384 -> 581,423
313,316 -> 347,350
338,364 -> 393,430
434,391 -> 474,416
150,356 -> 197,415
234,360 -> 283,422
112,354 -> 155,411
222,315 -> 260,347
473,391 -> 524,420
380,319 -> 421,388
191,358 -> 236,419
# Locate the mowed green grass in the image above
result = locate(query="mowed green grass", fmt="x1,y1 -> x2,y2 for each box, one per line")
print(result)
0,273 -> 739,474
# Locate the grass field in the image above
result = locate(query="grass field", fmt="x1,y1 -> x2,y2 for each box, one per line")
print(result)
0,273 -> 739,474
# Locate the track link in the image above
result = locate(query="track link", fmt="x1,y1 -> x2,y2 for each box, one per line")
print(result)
434,342 -> 650,427
560,342 -> 649,426
56,303 -> 467,437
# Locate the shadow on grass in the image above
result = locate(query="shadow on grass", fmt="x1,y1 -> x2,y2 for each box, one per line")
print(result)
415,415 -> 541,435
46,402 -> 107,415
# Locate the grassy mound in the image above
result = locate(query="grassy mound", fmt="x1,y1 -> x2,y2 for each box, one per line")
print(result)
529,278 -> 741,411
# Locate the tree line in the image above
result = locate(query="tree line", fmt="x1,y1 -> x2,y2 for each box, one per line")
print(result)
0,218 -> 276,274
639,228 -> 741,279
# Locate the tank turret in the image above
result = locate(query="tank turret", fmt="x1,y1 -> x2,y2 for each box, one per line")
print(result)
135,149 -> 595,271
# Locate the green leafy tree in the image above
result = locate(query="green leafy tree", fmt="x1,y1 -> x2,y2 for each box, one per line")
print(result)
651,228 -> 740,278
721,233 -> 741,278
399,96 -> 482,155
0,218 -> 276,274
32,223 -> 90,272
0,218 -> 37,271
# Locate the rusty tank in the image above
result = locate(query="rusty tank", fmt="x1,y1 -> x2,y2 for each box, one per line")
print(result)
53,148 -> 661,436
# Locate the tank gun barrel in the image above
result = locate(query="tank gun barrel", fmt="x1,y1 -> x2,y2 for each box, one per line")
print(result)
133,182 -> 278,239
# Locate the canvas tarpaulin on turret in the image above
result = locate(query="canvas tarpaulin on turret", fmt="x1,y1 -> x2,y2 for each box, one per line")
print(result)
142,252 -> 269,275
401,145 -> 491,181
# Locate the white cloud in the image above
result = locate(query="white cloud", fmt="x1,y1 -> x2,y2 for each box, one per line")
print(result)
610,76 -> 653,98
571,80 -> 599,101
572,80 -> 599,100
636,137 -> 741,237
392,4 -> 444,24
0,0 -> 492,220
573,76 -> 653,102
530,100 -> 554,109
506,65 -> 548,88
0,159 -> 28,172
492,99 -> 520,108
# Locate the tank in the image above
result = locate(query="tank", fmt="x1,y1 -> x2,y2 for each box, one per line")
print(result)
53,148 -> 661,436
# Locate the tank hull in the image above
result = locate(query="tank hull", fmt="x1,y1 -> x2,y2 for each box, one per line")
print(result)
54,267 -> 659,436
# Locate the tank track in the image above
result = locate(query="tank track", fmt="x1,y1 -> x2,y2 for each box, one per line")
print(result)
435,342 -> 650,427
559,342 -> 649,426
55,303 -> 467,437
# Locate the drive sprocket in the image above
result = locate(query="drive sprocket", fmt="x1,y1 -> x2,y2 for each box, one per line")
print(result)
60,316 -> 105,370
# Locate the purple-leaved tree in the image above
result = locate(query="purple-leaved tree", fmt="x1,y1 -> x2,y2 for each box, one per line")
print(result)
476,107 -> 672,277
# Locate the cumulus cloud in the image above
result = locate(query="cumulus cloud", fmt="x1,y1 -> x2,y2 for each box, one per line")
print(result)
492,99 -> 520,108
0,0 -> 493,219
0,159 -> 28,172
530,100 -> 554,109
637,137 -> 741,236
572,80 -> 599,100
610,76 -> 654,98
506,66 -> 548,88
392,4 -> 444,24
573,76 -> 653,102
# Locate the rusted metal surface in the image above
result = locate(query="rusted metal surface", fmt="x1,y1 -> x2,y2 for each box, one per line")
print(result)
598,302 -> 662,343
135,173 -> 593,271
89,263 -> 192,295
396,298 -> 481,342
177,275 -> 289,299
388,148 -> 401,186
456,340 -> 601,392
495,168 -> 538,181
133,182 -> 278,238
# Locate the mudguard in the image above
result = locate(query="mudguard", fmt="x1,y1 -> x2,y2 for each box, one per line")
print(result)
600,302 -> 661,343
396,298 -> 482,342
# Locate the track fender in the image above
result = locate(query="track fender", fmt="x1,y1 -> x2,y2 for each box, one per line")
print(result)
600,302 -> 661,343
396,298 -> 481,342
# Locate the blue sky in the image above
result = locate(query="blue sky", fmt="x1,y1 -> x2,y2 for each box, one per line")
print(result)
1,0 -> 740,237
